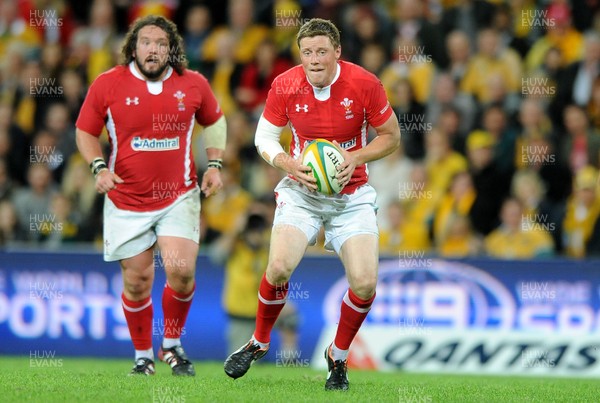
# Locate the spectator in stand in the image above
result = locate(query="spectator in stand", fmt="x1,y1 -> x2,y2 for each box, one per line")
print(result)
394,0 -> 447,68
210,206 -> 299,356
271,0 -> 303,58
202,0 -> 270,65
514,99 -> 555,170
369,145 -> 413,229
426,72 -> 476,138
128,0 -> 175,22
511,168 -> 563,252
527,46 -> 562,82
29,130 -> 65,183
0,199 -> 19,245
525,137 -> 573,208
341,3 -> 392,64
445,30 -> 471,84
391,79 -> 427,160
0,158 -> 13,202
25,0 -> 76,47
71,0 -> 119,83
0,103 -> 27,184
440,0 -> 496,48
201,166 -> 253,244
525,3 -> 584,72
481,105 -> 517,176
204,30 -> 243,117
381,37 -> 435,106
58,69 -> 87,123
403,162 -> 438,230
467,130 -> 512,236
586,76 -> 600,131
491,2 -> 529,58
526,47 -> 563,121
183,5 -> 212,73
433,170 -> 476,246
40,192 -> 80,247
359,43 -> 388,77
563,166 -> 600,258
44,102 -> 77,164
435,106 -> 467,155
529,44 -> 564,117
560,104 -> 600,173
379,200 -> 431,256
438,214 -> 482,258
482,70 -> 521,120
11,163 -> 58,242
0,0 -> 41,57
10,58 -> 43,136
39,42 -> 63,78
235,39 -> 292,118
461,28 -> 522,104
546,29 -> 595,128
61,155 -> 101,234
424,127 -> 468,203
306,0 -> 345,29
484,197 -> 554,259
511,169 -> 548,218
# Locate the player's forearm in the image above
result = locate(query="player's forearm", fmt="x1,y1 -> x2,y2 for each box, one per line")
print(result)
353,133 -> 400,165
206,147 -> 225,161
272,152 -> 295,173
352,114 -> 401,165
204,115 -> 226,165
255,115 -> 286,167
75,128 -> 105,164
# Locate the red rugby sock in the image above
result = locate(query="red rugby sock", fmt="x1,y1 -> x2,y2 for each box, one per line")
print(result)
334,289 -> 375,350
162,282 -> 195,341
253,273 -> 288,344
122,293 -> 153,350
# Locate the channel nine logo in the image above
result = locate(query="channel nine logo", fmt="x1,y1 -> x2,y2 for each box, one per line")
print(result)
323,260 -> 515,329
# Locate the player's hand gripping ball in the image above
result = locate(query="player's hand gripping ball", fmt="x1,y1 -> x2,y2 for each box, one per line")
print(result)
302,139 -> 345,195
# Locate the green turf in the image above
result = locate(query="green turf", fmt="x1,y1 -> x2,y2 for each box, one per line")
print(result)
0,356 -> 598,402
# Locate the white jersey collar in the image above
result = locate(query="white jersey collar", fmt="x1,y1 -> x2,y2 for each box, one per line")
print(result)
309,63 -> 340,101
128,61 -> 173,95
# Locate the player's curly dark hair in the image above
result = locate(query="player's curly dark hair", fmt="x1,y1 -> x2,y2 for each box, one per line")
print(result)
121,15 -> 187,75
296,18 -> 341,49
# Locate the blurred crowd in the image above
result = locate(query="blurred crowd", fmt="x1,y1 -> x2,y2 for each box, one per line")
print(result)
1,0 -> 600,259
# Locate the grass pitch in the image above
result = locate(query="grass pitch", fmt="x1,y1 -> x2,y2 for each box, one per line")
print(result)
0,356 -> 598,402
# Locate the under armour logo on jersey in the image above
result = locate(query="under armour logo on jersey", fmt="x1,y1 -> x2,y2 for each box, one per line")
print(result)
295,104 -> 308,112
125,97 -> 139,105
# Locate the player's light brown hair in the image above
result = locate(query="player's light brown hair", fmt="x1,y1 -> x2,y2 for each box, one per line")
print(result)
121,15 -> 187,75
296,18 -> 341,50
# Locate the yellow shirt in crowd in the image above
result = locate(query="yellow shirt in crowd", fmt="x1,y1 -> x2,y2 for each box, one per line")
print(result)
485,227 -> 554,259
223,240 -> 269,317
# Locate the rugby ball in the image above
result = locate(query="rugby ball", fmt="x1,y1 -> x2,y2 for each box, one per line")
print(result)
302,139 -> 345,195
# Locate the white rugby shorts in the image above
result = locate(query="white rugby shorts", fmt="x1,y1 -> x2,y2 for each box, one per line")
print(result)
103,187 -> 201,262
272,177 -> 378,253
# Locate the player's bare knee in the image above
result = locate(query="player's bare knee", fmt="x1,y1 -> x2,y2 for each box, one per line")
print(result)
350,276 -> 377,299
123,280 -> 152,299
167,273 -> 195,294
266,259 -> 293,284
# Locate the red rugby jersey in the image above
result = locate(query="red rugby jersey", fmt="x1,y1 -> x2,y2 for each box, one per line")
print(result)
262,60 -> 393,194
76,63 -> 222,211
